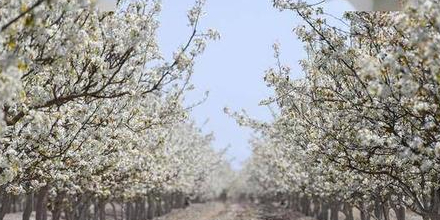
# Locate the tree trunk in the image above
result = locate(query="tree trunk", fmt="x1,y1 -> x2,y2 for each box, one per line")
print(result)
360,208 -> 371,220
330,202 -> 340,220
135,199 -> 143,220
133,201 -> 138,220
393,206 -> 405,220
374,199 -> 385,220
51,206 -> 62,220
94,200 -> 100,220
51,192 -> 65,220
318,202 -> 329,220
155,196 -> 163,217
342,203 -> 354,220
99,201 -> 106,220
175,193 -> 184,209
164,194 -> 171,214
293,194 -> 300,211
174,192 -> 184,209
170,193 -> 176,209
110,202 -> 117,220
11,195 -> 16,213
312,198 -> 321,218
286,194 -> 293,209
184,195 -> 191,208
383,203 -> 390,220
18,195 -> 23,212
79,199 -> 90,220
23,193 -> 34,220
65,204 -> 74,220
35,186 -> 49,220
125,202 -> 132,220
0,192 -> 11,220
301,196 -> 311,216
141,199 -> 147,220
147,196 -> 155,220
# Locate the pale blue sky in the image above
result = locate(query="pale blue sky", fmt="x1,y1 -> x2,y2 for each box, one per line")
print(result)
156,0 -> 355,169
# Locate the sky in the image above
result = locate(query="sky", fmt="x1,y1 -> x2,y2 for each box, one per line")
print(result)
100,0 -> 355,169
156,0 -> 355,169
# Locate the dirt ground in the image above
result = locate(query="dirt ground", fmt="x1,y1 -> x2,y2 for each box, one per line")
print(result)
156,202 -> 306,220
4,202 -> 422,220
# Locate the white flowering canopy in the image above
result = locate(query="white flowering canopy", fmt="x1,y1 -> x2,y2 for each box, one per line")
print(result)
0,2 -> 230,218
228,1 -> 440,220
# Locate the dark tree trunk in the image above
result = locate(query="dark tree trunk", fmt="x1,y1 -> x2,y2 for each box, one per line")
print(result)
374,199 -> 385,220
170,193 -> 176,209
52,206 -> 62,220
51,192 -> 65,220
292,194 -> 300,211
360,208 -> 371,220
110,202 -> 117,220
35,186 -> 49,220
125,202 -> 132,220
178,193 -> 185,209
184,196 -> 190,208
164,194 -> 171,214
135,199 -> 142,220
383,203 -> 390,220
286,194 -> 293,209
23,193 -> 34,220
175,192 -> 180,208
65,204 -> 74,220
18,196 -> 22,212
330,202 -> 340,220
342,203 -> 354,220
79,199 -> 91,220
94,200 -> 100,220
318,202 -> 329,220
133,201 -> 138,220
120,203 -> 124,220
301,196 -> 311,216
99,200 -> 106,220
312,198 -> 321,218
155,196 -> 163,217
142,197 -> 147,220
11,195 -> 16,213
392,206 -> 405,220
0,192 -> 11,220
147,196 -> 155,220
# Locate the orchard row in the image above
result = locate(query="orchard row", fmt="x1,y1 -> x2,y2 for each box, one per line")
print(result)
231,1 -> 440,220
0,1 -> 232,220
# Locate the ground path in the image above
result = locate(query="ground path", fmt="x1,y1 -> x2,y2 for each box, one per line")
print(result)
157,202 -> 308,220
3,202 -> 307,220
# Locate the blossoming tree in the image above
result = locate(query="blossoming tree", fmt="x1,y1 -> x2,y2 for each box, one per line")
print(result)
231,1 -> 440,220
0,0 -> 229,220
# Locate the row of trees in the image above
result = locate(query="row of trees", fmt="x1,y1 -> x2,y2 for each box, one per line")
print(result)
0,0 -> 233,220
230,1 -> 440,220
